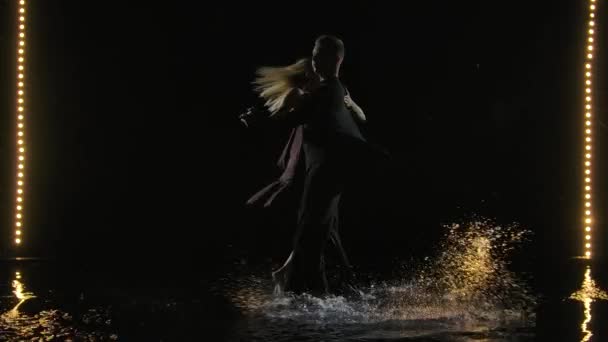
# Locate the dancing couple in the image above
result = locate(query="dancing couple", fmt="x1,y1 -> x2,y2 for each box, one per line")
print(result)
240,35 -> 385,296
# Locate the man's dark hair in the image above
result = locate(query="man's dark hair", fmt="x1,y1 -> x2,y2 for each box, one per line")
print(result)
314,35 -> 345,59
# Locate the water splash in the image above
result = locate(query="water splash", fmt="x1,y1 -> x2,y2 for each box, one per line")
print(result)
413,220 -> 535,316
225,219 -> 536,339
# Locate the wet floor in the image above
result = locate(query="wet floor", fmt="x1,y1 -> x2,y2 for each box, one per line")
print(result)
0,260 -> 606,341
0,222 -> 607,341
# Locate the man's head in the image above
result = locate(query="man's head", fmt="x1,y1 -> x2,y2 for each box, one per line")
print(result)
312,35 -> 344,78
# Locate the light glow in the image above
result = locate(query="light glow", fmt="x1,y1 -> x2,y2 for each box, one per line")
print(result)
13,0 -> 27,246
581,0 -> 598,259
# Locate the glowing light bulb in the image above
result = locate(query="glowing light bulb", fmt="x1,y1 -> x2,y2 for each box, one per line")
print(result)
18,49 -> 24,54
18,172 -> 23,178
585,170 -> 591,174
586,137 -> 591,142
586,194 -> 591,199
585,186 -> 591,190
586,88 -> 591,93
18,140 -> 23,145
586,251 -> 591,257
18,82 -> 23,87
19,8 -> 24,13
16,221 -> 21,227
16,230 -> 21,236
586,96 -> 591,102
585,153 -> 591,159
19,148 -> 24,153
18,132 -> 23,137
18,123 -> 23,128
586,104 -> 591,110
19,16 -> 24,21
586,234 -> 591,240
15,238 -> 21,244
16,214 -> 21,219
585,218 -> 592,224
586,210 -> 591,215
19,24 -> 24,30
585,202 -> 591,207
17,189 -> 22,194
17,197 -> 22,202
18,107 -> 23,111
18,115 -> 24,120
586,243 -> 591,248
586,63 -> 591,69
16,205 -> 22,210
586,121 -> 591,126
586,129 -> 591,134
589,29 -> 594,34
589,21 -> 595,27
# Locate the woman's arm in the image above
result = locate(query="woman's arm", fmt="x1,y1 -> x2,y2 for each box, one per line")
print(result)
240,89 -> 307,128
270,88 -> 323,127
268,88 -> 302,119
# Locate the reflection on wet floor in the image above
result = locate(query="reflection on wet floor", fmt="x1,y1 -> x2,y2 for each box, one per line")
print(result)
9,270 -> 36,314
0,267 -> 118,341
569,266 -> 608,342
0,255 -> 605,341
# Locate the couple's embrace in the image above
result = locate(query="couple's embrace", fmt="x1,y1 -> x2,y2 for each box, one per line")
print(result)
240,35 -> 388,296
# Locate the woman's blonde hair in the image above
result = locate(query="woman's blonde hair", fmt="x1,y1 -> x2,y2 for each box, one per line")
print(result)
253,58 -> 312,115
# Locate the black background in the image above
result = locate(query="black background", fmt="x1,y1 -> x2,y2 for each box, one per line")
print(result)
0,0 -> 606,274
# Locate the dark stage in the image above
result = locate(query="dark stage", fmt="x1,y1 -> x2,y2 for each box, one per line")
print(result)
0,0 -> 607,341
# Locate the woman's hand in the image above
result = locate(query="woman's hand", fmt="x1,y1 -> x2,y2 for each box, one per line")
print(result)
344,94 -> 353,108
344,95 -> 366,123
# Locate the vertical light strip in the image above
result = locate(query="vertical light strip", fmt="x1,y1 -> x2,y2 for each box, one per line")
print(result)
582,0 -> 597,259
14,0 -> 27,246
